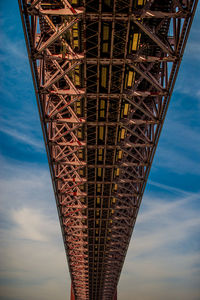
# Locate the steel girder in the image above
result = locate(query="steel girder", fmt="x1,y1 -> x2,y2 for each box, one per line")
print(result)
19,0 -> 198,299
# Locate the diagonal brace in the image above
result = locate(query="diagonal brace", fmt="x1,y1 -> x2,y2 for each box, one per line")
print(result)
134,18 -> 175,57
36,18 -> 79,55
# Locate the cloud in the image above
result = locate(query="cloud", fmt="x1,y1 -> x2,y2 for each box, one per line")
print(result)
155,146 -> 200,175
137,195 -> 195,225
0,145 -> 200,300
154,118 -> 200,175
0,126 -> 44,152
172,5 -> 200,101
0,30 -> 28,74
11,207 -> 57,242
0,27 -> 43,157
0,213 -> 70,300
0,156 -> 53,213
184,40 -> 200,62
118,188 -> 200,300
148,179 -> 194,195
0,158 -> 71,300
165,121 -> 200,153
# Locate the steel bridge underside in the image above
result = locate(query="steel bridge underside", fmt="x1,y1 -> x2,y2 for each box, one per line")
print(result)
19,0 -> 198,299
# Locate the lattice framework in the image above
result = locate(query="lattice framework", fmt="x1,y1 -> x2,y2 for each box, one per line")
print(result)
19,0 -> 198,299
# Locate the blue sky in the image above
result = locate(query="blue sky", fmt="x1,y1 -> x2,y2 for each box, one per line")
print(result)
0,2 -> 200,300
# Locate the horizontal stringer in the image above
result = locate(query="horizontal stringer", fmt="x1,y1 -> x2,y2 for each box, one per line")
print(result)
19,0 -> 89,299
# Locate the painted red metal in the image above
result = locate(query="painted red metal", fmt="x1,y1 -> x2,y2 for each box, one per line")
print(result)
113,289 -> 117,300
71,283 -> 76,300
18,0 -> 198,299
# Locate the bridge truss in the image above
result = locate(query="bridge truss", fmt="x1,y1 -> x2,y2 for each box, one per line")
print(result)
19,0 -> 198,299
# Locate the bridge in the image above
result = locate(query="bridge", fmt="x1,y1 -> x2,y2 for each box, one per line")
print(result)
18,0 -> 198,299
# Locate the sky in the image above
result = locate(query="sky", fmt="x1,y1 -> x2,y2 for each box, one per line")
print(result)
0,2 -> 200,300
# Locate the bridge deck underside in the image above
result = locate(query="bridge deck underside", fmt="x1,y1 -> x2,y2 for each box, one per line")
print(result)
19,0 -> 197,299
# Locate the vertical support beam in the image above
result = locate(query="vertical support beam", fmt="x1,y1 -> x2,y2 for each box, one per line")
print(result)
71,283 -> 75,300
113,289 -> 117,300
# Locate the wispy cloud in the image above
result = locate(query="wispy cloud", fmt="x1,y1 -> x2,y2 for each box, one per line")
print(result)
155,145 -> 200,175
0,30 -> 28,74
1,156 -> 199,300
11,207 -> 57,242
0,207 -> 70,300
0,24 -> 43,157
119,187 -> 200,300
149,179 -> 195,195
0,126 -> 44,151
137,194 -> 197,225
154,117 -> 200,175
0,12 -> 44,155
0,158 -> 71,300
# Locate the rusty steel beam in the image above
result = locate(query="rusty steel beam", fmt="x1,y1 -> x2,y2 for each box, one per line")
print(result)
19,0 -> 198,299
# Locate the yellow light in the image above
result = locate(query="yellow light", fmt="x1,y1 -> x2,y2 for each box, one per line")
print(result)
112,197 -> 116,204
100,99 -> 106,118
118,150 -> 122,159
127,71 -> 134,87
121,128 -> 126,139
74,39 -> 79,48
74,66 -> 80,86
101,67 -> 107,88
98,149 -> 103,161
78,150 -> 83,159
79,169 -> 83,176
100,99 -> 105,109
103,24 -> 109,40
72,23 -> 79,48
98,148 -> 103,158
97,168 -> 102,177
76,100 -> 81,114
73,30 -> 78,38
77,129 -> 82,138
116,168 -> 120,176
99,126 -> 104,140
73,22 -> 78,29
97,197 -> 100,204
75,75 -> 80,86
124,103 -> 129,115
98,148 -> 103,154
102,43 -> 109,53
132,33 -> 141,51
